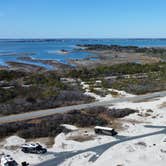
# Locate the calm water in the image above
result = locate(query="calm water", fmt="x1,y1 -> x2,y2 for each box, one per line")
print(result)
0,39 -> 166,68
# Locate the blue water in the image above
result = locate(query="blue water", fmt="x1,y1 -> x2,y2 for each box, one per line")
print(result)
0,39 -> 166,68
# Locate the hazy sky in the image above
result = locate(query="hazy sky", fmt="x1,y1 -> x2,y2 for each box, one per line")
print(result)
0,0 -> 166,38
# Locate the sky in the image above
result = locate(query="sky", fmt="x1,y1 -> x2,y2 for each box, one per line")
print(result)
0,0 -> 166,38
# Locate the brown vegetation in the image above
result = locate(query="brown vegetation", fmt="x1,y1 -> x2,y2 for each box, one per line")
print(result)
0,107 -> 138,139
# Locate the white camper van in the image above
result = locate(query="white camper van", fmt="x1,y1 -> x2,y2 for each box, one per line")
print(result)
94,126 -> 118,136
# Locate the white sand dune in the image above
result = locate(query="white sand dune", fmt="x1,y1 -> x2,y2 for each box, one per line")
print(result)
0,90 -> 166,166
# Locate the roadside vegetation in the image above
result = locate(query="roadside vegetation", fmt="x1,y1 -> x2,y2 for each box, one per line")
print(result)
0,107 -> 137,139
0,70 -> 92,115
0,61 -> 165,115
105,72 -> 166,94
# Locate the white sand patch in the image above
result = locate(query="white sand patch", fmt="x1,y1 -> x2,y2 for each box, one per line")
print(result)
53,133 -> 82,151
52,129 -> 116,153
61,152 -> 96,166
60,124 -> 78,131
4,136 -> 25,147
110,96 -> 166,111
81,81 -> 134,101
95,134 -> 166,166
80,82 -> 90,92
84,90 -> 133,102
109,96 -> 166,123
52,95 -> 166,166
108,88 -> 135,97
84,91 -> 102,100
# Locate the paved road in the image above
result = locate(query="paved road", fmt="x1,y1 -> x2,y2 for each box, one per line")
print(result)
0,91 -> 166,124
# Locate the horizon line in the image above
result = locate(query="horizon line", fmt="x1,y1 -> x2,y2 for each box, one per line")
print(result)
1,37 -> 166,40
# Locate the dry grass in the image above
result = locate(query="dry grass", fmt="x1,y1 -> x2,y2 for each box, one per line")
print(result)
138,112 -> 151,117
110,119 -> 124,131
28,137 -> 54,148
27,119 -> 43,124
109,90 -> 120,97
98,113 -> 126,131
67,135 -> 94,142
122,118 -> 148,124
99,113 -> 112,122
98,113 -> 123,130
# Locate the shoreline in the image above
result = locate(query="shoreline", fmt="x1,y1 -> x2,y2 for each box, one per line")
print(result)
0,44 -> 163,72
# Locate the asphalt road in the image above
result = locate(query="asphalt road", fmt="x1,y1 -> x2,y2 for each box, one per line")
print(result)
0,91 -> 166,124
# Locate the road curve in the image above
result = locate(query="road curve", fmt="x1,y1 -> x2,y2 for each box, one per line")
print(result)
0,91 -> 166,124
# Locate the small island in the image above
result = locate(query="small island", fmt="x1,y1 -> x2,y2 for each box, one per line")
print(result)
58,49 -> 69,54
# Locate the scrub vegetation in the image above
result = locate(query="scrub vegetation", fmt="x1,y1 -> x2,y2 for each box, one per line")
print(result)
0,71 -> 92,115
0,107 -> 137,139
67,62 -> 166,94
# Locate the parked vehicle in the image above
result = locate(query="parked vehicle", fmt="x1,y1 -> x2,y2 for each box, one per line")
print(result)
1,155 -> 18,166
94,126 -> 118,136
21,143 -> 47,154
21,161 -> 29,166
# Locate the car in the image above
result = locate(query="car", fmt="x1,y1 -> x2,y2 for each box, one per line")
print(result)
21,143 -> 47,154
1,155 -> 18,166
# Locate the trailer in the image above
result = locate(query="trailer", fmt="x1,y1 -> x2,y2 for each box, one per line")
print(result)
94,126 -> 118,136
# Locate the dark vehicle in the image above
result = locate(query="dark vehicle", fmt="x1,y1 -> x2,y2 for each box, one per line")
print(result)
21,143 -> 47,154
94,126 -> 118,136
1,155 -> 18,166
21,161 -> 29,166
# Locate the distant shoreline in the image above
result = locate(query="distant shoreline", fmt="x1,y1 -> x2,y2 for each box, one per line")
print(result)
1,38 -> 166,40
